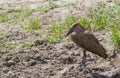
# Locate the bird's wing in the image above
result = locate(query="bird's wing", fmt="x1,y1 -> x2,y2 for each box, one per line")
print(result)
85,33 -> 99,44
74,33 -> 107,59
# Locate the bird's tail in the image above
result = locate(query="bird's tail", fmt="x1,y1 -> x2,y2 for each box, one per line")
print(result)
98,44 -> 108,59
103,53 -> 108,59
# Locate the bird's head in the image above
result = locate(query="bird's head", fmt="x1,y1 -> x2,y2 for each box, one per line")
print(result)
66,23 -> 85,37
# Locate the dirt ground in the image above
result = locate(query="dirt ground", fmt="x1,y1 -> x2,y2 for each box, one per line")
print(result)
0,0 -> 120,78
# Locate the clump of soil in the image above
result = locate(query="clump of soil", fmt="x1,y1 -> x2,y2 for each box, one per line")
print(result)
0,40 -> 120,78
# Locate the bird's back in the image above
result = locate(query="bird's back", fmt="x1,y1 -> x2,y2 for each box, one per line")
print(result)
71,32 -> 108,59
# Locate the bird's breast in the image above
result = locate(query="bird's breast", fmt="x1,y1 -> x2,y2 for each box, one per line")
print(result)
70,33 -> 86,48
70,34 -> 81,45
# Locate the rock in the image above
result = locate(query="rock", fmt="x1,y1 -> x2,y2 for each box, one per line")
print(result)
34,40 -> 47,46
12,56 -> 20,63
92,67 -> 120,78
3,60 -> 15,67
2,67 -> 9,73
29,60 -> 37,66
59,55 -> 75,64
64,43 -> 75,50
3,56 -> 12,61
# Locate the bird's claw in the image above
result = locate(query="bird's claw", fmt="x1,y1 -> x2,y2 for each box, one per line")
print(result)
79,61 -> 86,71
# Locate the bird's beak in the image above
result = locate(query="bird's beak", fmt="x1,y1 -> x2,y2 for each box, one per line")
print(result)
65,27 -> 73,37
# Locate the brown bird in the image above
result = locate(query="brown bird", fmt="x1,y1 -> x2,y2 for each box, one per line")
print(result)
66,23 -> 108,70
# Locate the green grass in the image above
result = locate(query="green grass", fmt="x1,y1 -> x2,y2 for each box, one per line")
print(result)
38,5 -> 51,13
88,1 -> 120,48
63,2 -> 76,7
44,13 -> 78,43
0,8 -> 32,24
0,1 -> 120,50
10,9 -> 32,24
10,52 -> 19,56
87,2 -> 109,30
46,22 -> 63,43
64,14 -> 78,29
44,1 -> 120,49
17,9 -> 31,21
111,24 -> 120,49
0,13 -> 9,22
27,17 -> 40,32
0,40 -> 32,52
34,1 -> 76,14
34,2 -> 59,13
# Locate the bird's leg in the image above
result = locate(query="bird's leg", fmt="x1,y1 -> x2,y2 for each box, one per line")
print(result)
83,49 -> 86,67
80,49 -> 86,71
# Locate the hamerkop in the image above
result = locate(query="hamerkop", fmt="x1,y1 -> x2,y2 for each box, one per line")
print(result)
66,23 -> 108,70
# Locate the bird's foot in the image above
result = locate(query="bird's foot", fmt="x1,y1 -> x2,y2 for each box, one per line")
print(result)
79,61 -> 86,71
79,50 -> 86,71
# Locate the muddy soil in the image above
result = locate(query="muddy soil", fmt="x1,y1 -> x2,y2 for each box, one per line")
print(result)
0,38 -> 120,78
0,0 -> 120,78
0,30 -> 120,78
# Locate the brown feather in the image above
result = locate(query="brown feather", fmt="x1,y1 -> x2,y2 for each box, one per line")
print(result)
70,23 -> 108,59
